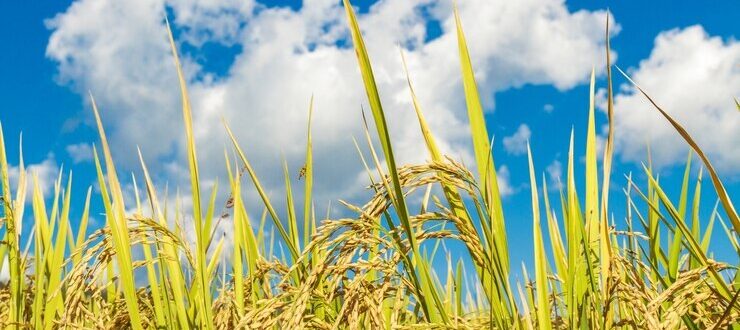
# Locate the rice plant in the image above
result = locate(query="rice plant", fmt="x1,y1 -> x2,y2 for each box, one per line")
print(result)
0,1 -> 738,328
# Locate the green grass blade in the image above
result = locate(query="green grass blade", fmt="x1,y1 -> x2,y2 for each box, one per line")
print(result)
542,176 -> 567,287
453,6 -> 518,323
526,144 -> 552,330
584,68 -> 599,251
223,122 -> 300,262
303,96 -> 314,250
690,167 -> 703,268
282,159 -> 300,253
71,187 -> 92,267
0,121 -> 23,329
90,97 -> 144,330
617,67 -> 740,236
401,47 -> 495,303
43,172 -> 73,329
701,201 -> 719,253
639,165 -> 732,298
668,152 -> 692,280
138,148 -> 191,328
164,17 -> 213,328
225,156 -> 246,316
30,174 -> 50,328
453,4 -> 509,276
343,0 -> 448,323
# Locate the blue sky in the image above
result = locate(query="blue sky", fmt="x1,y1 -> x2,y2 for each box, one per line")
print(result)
1,0 -> 738,273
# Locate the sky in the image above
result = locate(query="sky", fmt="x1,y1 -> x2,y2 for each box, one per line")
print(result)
0,0 -> 738,278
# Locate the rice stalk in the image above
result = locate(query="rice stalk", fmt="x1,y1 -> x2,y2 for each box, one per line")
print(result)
0,3 -> 737,329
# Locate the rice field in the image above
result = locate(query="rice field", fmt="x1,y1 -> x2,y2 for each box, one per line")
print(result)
1,1 -> 738,329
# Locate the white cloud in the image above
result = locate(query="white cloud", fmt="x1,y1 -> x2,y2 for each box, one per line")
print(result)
543,103 -> 554,113
502,124 -> 531,155
496,165 -> 515,197
3,155 -> 58,236
607,25 -> 740,175
44,0 -> 614,247
545,159 -> 563,190
167,0 -> 255,46
66,143 -> 94,163
8,154 -> 59,200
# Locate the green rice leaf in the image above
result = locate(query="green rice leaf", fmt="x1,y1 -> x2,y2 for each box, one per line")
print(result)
526,143 -> 552,330
343,0 -> 448,323
165,17 -> 213,328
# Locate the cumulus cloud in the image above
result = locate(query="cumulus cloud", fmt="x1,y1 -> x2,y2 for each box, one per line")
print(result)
44,0 -> 615,249
502,124 -> 531,155
2,154 -> 59,235
8,154 -> 59,201
545,159 -> 563,190
607,25 -> 740,175
66,143 -> 94,163
496,165 -> 515,197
